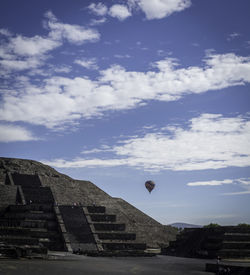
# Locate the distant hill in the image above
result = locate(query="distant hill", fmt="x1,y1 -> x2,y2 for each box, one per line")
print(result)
170,222 -> 202,229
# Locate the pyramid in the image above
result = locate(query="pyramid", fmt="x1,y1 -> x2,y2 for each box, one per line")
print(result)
0,157 -> 177,257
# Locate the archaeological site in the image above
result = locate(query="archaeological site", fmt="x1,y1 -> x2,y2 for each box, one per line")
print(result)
0,157 -> 177,258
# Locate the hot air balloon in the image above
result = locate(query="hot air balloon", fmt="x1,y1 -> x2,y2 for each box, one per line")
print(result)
145,180 -> 155,193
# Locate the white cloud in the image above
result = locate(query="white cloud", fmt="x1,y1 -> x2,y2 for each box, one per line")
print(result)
88,3 -> 108,16
0,57 -> 45,71
81,145 -> 113,154
187,179 -> 234,186
0,12 -> 100,74
219,178 -> 250,195
99,53 -> 250,104
44,113 -> 250,171
74,58 -> 99,70
45,11 -> 100,44
52,65 -> 72,73
223,190 -> 250,195
109,4 -> 132,21
189,178 -> 250,195
114,54 -> 131,59
9,35 -> 60,56
44,158 -> 128,169
130,0 -> 191,19
1,53 -> 250,128
0,124 -> 37,142
89,18 -> 107,26
87,0 -> 190,21
238,179 -> 250,185
0,28 -> 12,37
227,32 -> 241,41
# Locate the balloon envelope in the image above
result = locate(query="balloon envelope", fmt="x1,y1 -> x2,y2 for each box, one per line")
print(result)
145,180 -> 155,193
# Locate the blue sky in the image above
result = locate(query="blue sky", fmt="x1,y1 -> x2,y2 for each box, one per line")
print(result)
1,0 -> 250,225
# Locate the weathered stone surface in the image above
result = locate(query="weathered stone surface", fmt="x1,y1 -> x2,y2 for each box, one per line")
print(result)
0,157 -> 68,179
165,226 -> 250,259
0,185 -> 17,210
0,157 -> 177,252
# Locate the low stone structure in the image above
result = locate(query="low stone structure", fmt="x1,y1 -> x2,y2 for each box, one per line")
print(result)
0,157 -> 177,257
165,226 -> 250,260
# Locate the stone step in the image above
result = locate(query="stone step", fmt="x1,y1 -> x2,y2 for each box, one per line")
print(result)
97,232 -> 136,241
224,233 -> 250,241
0,226 -> 47,236
0,244 -> 48,258
8,204 -> 53,213
20,244 -> 48,255
0,218 -> 58,230
93,223 -> 126,231
0,235 -> 39,246
98,239 -> 139,244
222,241 -> 250,249
6,219 -> 57,230
90,214 -> 116,222
23,220 -> 58,230
101,242 -> 147,251
87,206 -> 106,214
86,250 -> 155,257
21,219 -> 48,228
30,231 -> 63,242
0,226 -> 61,236
0,227 -> 31,238
218,249 -> 250,258
0,229 -> 63,248
0,219 -> 22,227
4,212 -> 55,220
223,227 -> 250,234
30,211 -> 44,214
23,198 -> 54,205
0,234 -> 64,252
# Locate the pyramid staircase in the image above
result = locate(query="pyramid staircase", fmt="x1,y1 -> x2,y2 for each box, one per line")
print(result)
165,226 -> 250,260
0,204 -> 65,256
0,173 -> 65,257
0,173 -> 149,257
83,205 -> 148,256
56,205 -> 148,256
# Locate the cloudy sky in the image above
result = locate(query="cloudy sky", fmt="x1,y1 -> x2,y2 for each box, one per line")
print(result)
1,0 -> 250,225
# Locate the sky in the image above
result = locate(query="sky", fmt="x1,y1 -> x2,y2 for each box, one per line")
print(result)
0,0 -> 250,226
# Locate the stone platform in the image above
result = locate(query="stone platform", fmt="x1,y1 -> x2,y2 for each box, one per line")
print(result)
165,226 -> 250,261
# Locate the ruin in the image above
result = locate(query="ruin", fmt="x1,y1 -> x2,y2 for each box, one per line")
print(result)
0,157 -> 177,258
165,226 -> 250,260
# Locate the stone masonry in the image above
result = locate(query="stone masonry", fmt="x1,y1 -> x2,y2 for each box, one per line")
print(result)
0,157 -> 177,256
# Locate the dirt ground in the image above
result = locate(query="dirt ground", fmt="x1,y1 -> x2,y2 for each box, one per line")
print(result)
0,255 -> 215,275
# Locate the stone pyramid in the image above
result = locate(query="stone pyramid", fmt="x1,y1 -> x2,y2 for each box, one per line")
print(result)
0,157 -> 176,257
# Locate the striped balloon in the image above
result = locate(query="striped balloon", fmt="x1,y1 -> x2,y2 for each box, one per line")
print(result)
145,180 -> 155,193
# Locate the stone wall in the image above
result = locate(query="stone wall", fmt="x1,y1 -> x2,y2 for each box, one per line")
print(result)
40,176 -> 111,205
0,185 -> 18,210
